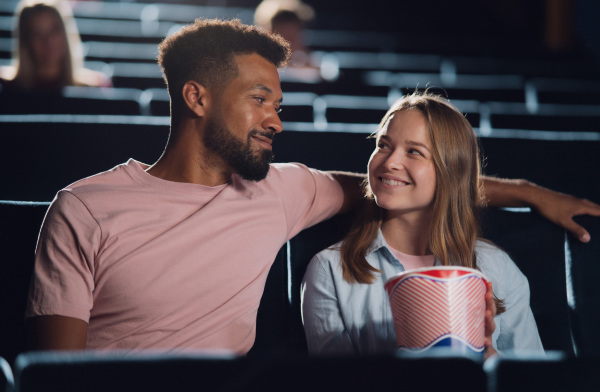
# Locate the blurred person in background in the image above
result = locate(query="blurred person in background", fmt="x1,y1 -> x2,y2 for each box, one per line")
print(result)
255,0 -> 321,82
0,0 -> 111,92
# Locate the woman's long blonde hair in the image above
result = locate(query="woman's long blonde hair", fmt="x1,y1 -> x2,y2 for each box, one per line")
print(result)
341,92 -> 486,284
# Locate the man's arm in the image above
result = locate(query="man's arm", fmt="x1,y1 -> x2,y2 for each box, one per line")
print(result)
329,172 -> 366,214
25,315 -> 88,351
482,176 -> 600,243
327,171 -> 600,242
329,172 -> 600,243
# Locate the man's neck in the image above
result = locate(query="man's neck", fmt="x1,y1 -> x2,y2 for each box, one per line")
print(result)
145,125 -> 232,186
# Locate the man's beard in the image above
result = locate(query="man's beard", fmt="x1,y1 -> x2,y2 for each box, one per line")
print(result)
203,115 -> 274,181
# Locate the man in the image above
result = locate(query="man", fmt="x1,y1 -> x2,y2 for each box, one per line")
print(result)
25,19 -> 600,353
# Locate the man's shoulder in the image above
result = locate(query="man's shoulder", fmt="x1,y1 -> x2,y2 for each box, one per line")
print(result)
61,160 -> 136,195
52,161 -> 140,212
268,162 -> 312,176
265,162 -> 332,185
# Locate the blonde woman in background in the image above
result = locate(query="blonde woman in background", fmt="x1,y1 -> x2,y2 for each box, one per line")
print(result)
0,0 -> 111,92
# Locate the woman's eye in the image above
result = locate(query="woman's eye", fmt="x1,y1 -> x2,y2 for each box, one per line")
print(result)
409,148 -> 423,156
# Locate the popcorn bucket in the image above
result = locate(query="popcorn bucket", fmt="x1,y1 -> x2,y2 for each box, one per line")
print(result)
384,266 -> 488,356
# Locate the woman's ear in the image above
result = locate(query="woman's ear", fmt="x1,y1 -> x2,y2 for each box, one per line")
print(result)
182,81 -> 209,117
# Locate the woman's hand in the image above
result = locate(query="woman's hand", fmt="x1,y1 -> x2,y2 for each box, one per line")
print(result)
484,281 -> 498,360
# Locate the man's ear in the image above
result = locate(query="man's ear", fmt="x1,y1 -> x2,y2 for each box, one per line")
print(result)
182,81 -> 210,117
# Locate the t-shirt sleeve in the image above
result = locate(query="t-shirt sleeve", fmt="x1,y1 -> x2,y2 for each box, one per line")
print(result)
270,163 -> 344,241
25,191 -> 100,323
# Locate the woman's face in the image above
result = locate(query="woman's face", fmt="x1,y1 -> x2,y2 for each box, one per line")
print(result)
368,109 -> 437,218
26,9 -> 68,66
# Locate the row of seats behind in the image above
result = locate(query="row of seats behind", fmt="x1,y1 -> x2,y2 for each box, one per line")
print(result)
0,118 -> 598,202
1,86 -> 599,135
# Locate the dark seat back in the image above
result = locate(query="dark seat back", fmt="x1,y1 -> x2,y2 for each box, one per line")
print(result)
0,356 -> 15,392
14,350 -> 486,392
247,247 -> 291,357
485,352 -> 600,392
0,201 -> 49,366
565,215 -> 600,357
484,352 -> 575,392
0,88 -> 144,116
286,213 -> 354,353
14,351 -> 245,392
237,352 -> 486,392
0,120 -> 168,201
481,208 -> 572,354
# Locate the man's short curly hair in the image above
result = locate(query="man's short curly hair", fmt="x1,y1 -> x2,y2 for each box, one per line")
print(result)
158,18 -> 291,109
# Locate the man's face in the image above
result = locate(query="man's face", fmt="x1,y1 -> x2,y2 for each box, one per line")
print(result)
203,113 -> 275,181
204,53 -> 283,181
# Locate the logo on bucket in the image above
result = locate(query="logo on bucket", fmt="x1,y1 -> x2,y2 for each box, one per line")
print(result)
385,267 -> 487,355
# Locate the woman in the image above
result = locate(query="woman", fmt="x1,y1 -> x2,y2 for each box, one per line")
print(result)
0,0 -> 111,92
301,92 -> 544,357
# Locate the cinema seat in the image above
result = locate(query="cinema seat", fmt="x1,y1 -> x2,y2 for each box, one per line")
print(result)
14,351 -> 244,392
0,201 -> 50,366
480,208 -> 573,354
235,351 -> 486,392
565,215 -> 600,358
0,356 -> 14,392
484,352 -> 575,392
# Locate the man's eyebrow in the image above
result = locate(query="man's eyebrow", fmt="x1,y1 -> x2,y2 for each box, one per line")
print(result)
249,84 -> 283,104
250,84 -> 273,94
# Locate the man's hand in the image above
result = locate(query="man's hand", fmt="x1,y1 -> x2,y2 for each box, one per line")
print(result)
482,177 -> 600,243
483,281 -> 498,361
530,188 -> 600,243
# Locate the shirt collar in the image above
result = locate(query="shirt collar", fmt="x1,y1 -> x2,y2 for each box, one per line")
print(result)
368,228 -> 389,256
367,228 -> 441,267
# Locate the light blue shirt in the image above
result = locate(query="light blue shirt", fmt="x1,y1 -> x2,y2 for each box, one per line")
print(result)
300,229 -> 544,356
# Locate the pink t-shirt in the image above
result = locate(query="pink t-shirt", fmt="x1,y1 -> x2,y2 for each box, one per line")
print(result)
388,246 -> 435,271
27,159 -> 343,354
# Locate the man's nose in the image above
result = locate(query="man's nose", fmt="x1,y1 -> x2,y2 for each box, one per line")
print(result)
263,109 -> 283,134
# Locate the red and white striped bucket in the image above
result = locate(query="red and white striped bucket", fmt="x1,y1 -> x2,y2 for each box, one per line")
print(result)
384,266 -> 488,355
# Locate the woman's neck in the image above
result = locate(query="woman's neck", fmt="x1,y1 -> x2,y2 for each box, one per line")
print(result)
381,211 -> 432,256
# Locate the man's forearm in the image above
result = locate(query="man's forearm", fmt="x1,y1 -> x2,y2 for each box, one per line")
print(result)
482,175 -> 600,243
481,175 -> 535,208
26,315 -> 88,351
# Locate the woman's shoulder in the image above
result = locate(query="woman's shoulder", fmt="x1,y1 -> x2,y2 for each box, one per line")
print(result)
309,241 -> 344,267
475,239 -> 507,257
303,242 -> 345,286
475,239 -> 528,287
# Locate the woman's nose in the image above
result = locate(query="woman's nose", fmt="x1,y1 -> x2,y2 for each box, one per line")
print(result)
383,152 -> 405,171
